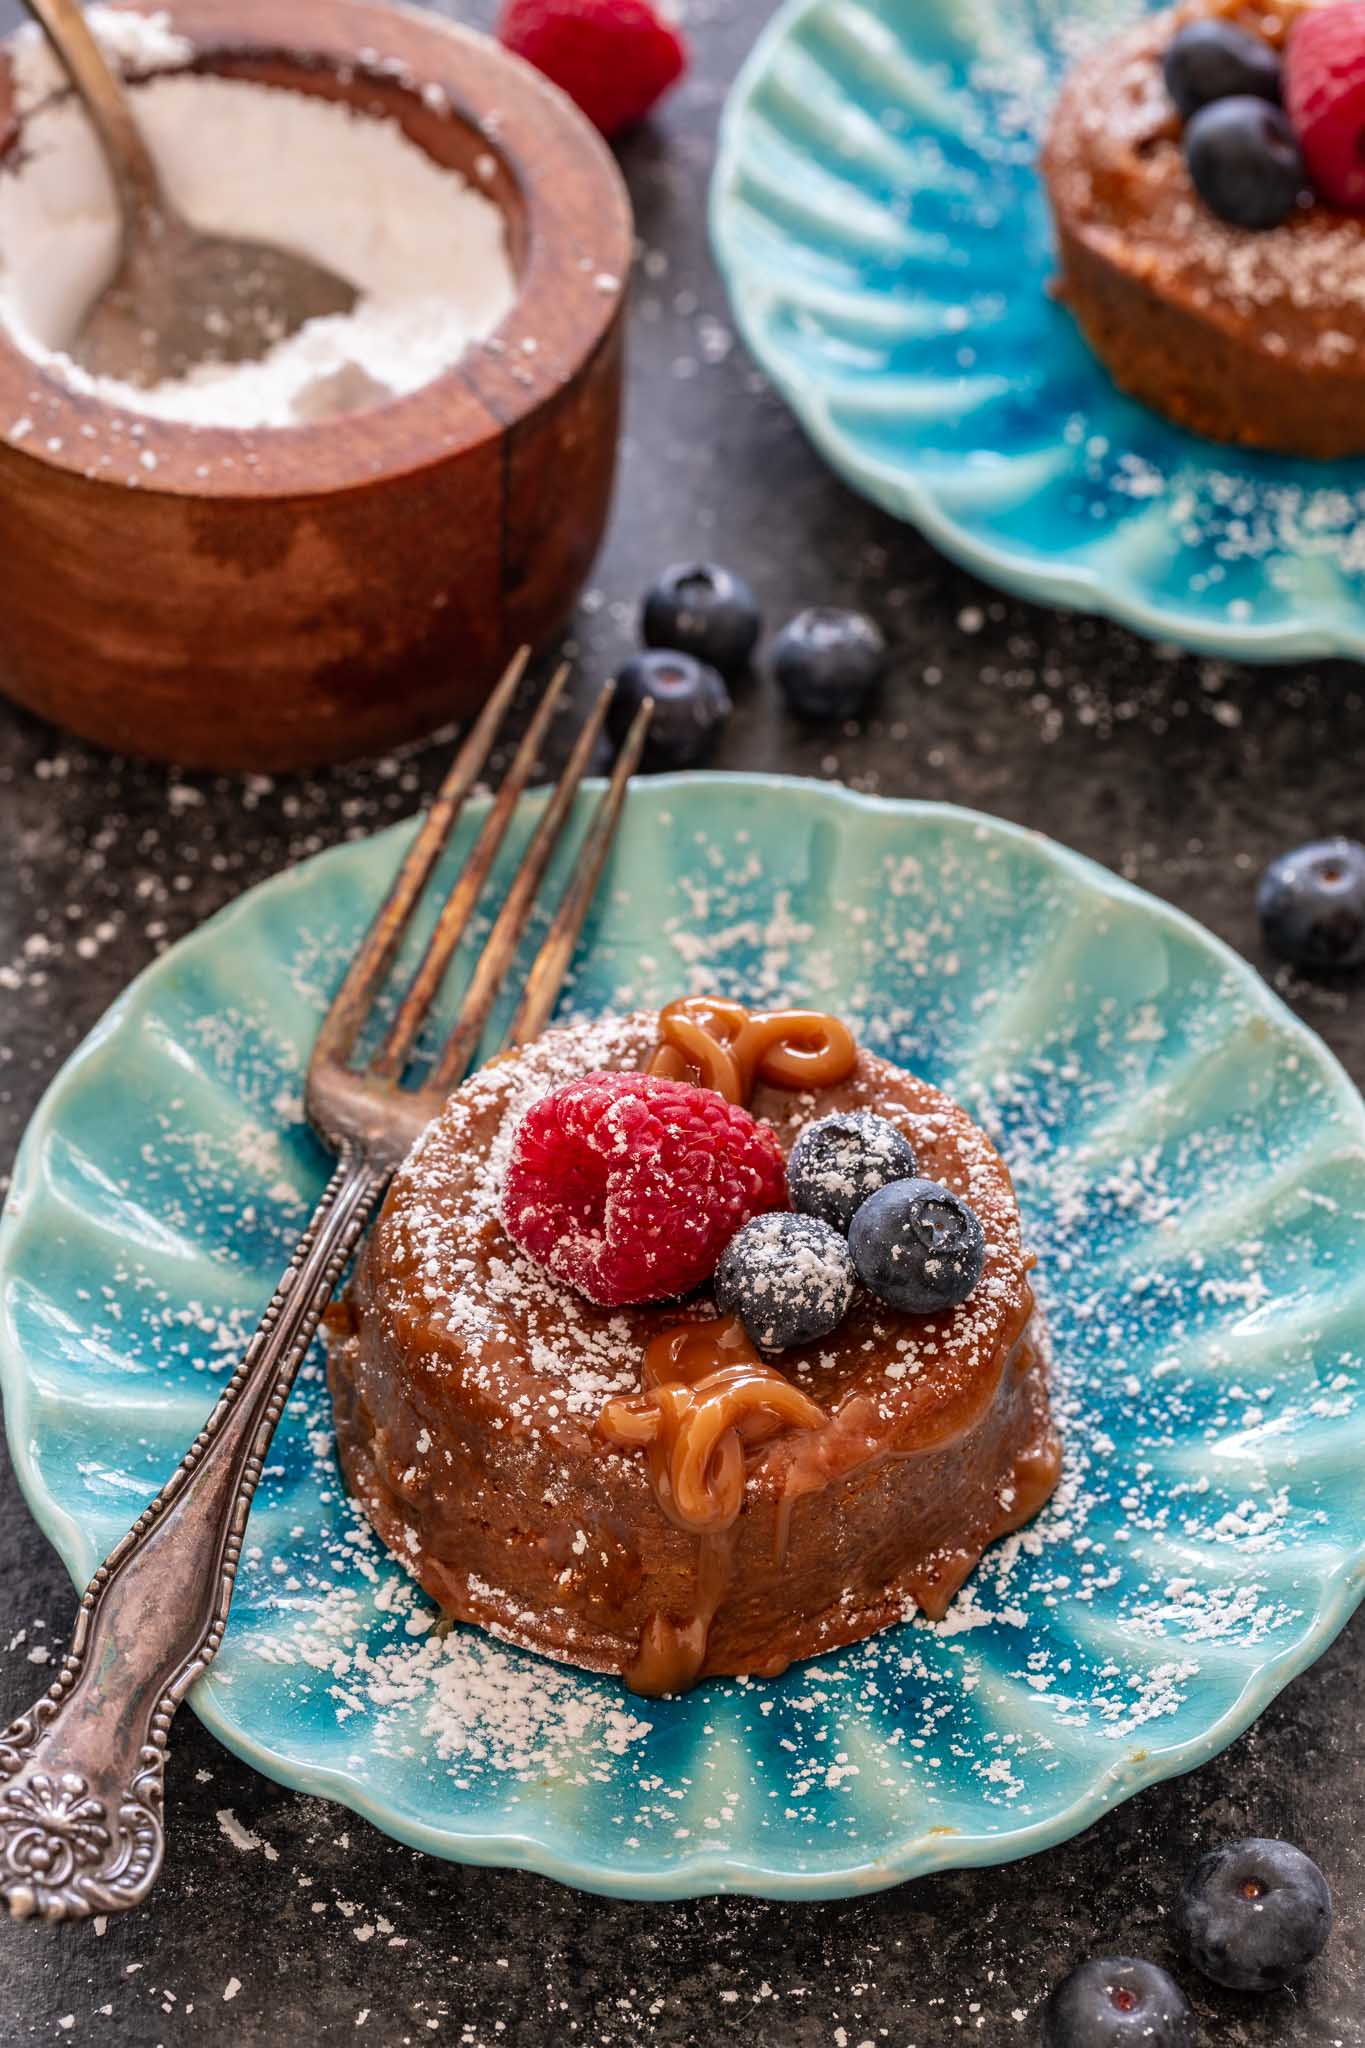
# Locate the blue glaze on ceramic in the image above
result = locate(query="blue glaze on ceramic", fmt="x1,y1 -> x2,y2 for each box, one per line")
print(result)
710,0 -> 1365,660
3,776 -> 1364,1899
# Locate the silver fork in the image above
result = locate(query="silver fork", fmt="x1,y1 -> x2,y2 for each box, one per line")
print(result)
0,652 -> 651,1922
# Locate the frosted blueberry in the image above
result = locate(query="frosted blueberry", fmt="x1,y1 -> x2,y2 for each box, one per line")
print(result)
787,1110 -> 918,1233
714,1213 -> 855,1352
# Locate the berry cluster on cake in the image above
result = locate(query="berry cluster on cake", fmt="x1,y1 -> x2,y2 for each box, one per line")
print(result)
326,1000 -> 1060,1695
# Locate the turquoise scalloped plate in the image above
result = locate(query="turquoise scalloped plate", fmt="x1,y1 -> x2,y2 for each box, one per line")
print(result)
711,0 -> 1365,659
4,776 -> 1365,1899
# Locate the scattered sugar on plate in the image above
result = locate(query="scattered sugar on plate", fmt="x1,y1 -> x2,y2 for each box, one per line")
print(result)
17,808 -> 1365,1865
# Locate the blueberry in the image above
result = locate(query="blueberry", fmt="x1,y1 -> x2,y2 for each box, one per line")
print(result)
1163,20 -> 1281,120
641,562 -> 761,678
787,1111 -> 919,1234
1257,837 -> 1365,972
714,1212 -> 854,1352
1184,97 -> 1305,230
771,607 -> 887,719
847,1178 -> 985,1315
1042,1958 -> 1198,2047
608,650 -> 731,771
1181,1838 -> 1331,1991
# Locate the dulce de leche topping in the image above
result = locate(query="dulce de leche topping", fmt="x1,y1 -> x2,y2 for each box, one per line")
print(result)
647,995 -> 856,1105
597,1317 -> 827,1535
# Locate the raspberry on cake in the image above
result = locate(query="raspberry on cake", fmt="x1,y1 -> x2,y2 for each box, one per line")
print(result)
326,1005 -> 1061,1695
500,1070 -> 785,1306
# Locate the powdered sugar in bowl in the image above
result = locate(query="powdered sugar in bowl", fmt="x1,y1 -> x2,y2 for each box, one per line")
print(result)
0,0 -> 630,768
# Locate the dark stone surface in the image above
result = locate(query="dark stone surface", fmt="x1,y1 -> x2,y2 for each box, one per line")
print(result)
0,2 -> 1362,2041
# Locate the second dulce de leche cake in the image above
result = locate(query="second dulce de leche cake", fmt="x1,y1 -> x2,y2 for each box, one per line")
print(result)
1042,0 -> 1365,457
327,1002 -> 1060,1695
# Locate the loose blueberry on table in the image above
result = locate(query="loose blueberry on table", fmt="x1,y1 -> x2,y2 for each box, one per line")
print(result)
1257,836 -> 1365,972
847,1177 -> 986,1315
608,649 -> 732,771
1041,1957 -> 1198,2047
786,1109 -> 918,1233
770,606 -> 887,720
641,561 -> 762,678
1180,1837 -> 1332,1991
714,1211 -> 855,1351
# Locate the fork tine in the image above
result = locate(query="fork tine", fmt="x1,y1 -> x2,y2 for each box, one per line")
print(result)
369,660 -> 573,1081
505,697 -> 652,1050
426,678 -> 619,1092
309,645 -> 529,1074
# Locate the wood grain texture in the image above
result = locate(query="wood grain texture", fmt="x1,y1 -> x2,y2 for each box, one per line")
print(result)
0,0 -> 631,768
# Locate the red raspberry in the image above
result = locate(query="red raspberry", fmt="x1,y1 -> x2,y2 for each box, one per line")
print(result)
1286,1 -> 1365,211
501,1072 -> 785,1307
495,0 -> 687,140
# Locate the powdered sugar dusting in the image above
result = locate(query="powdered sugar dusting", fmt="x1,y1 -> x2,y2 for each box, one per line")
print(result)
254,1541 -> 652,1785
390,1013 -> 661,1418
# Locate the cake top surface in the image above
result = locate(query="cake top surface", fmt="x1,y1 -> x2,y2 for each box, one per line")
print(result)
358,1010 -> 1032,1492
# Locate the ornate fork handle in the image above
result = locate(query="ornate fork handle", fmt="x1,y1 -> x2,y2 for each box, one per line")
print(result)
0,1146 -> 389,1921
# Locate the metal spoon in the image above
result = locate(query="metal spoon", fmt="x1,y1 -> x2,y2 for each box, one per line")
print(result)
21,0 -> 357,388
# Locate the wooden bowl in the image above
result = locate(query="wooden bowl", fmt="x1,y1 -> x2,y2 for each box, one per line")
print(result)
0,0 -> 631,770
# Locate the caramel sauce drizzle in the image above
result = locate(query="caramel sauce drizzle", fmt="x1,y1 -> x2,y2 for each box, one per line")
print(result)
598,1317 -> 827,1537
599,1317 -> 831,1695
596,1294 -> 1051,1692
599,997 -> 855,1693
647,995 -> 856,1105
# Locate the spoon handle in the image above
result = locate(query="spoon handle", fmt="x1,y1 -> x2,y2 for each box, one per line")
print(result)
0,1148 -> 389,1920
20,0 -> 163,221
